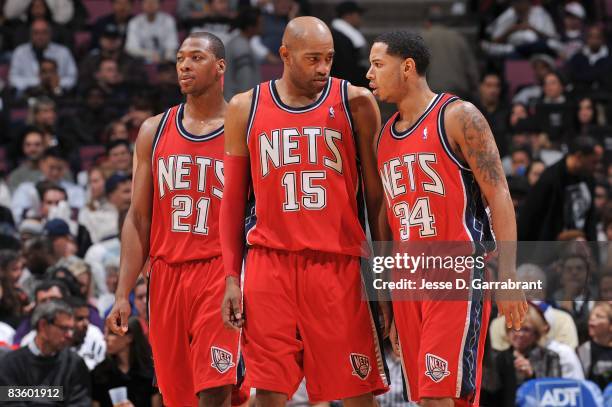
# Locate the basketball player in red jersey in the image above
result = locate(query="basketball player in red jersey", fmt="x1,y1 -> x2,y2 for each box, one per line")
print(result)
220,16 -> 390,406
368,31 -> 528,406
107,33 -> 241,407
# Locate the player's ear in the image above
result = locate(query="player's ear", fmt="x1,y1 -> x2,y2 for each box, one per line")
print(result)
279,44 -> 290,64
217,58 -> 226,77
402,58 -> 416,80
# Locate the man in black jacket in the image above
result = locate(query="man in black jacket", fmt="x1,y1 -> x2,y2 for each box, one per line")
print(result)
330,1 -> 368,87
0,299 -> 91,406
518,136 -> 602,241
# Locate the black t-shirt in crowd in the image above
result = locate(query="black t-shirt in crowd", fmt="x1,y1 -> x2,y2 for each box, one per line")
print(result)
91,357 -> 156,407
588,341 -> 612,389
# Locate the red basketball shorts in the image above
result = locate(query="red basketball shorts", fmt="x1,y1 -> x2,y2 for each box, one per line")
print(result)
242,247 -> 389,402
148,256 -> 240,407
393,282 -> 491,406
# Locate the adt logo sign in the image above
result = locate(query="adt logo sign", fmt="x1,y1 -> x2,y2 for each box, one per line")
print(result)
538,386 -> 582,407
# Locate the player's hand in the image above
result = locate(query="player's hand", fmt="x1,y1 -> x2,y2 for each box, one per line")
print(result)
107,297 -> 131,336
389,318 -> 400,357
222,276 -> 244,330
496,295 -> 528,331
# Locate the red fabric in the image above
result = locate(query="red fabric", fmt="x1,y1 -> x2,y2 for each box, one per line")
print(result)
220,154 -> 250,278
150,104 -> 225,263
148,257 -> 240,406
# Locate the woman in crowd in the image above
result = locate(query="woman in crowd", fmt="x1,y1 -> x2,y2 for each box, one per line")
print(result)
92,316 -> 160,407
0,250 -> 31,329
577,302 -> 612,389
486,304 -> 561,407
78,167 -> 117,244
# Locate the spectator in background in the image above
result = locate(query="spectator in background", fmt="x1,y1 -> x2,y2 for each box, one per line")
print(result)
152,62 -> 183,111
508,145 -> 531,178
224,6 -> 262,100
11,147 -> 85,223
0,251 -> 31,329
72,86 -> 119,145
527,159 -> 545,186
575,97 -> 601,137
490,264 -> 579,351
44,219 -> 78,263
120,96 -> 155,142
102,120 -> 130,144
422,5 -> 478,100
13,278 -> 67,345
186,0 -> 235,44
105,172 -> 132,214
485,304 -> 561,407
125,0 -> 178,63
554,253 -> 596,343
577,302 -> 612,389
24,58 -> 68,100
20,295 -> 106,371
78,167 -> 116,244
261,0 -> 298,57
177,0 -> 208,22
7,128 -> 45,192
518,136 -> 602,241
3,0 -> 74,26
92,58 -> 130,105
599,272 -> 612,301
105,141 -> 132,175
91,0 -> 133,50
92,316 -> 158,407
512,53 -> 555,108
9,19 -> 76,94
565,24 -> 612,92
548,2 -> 586,61
476,72 -> 510,157
80,25 -> 145,92
0,300 -> 91,406
485,0 -> 556,58
535,71 -> 573,144
330,1 -> 368,88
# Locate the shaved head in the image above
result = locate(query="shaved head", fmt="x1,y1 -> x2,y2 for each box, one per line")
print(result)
282,16 -> 332,50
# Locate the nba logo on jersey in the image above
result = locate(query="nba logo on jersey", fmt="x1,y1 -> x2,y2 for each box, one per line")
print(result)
210,346 -> 235,374
329,106 -> 335,118
349,353 -> 371,380
423,127 -> 428,140
424,353 -> 450,382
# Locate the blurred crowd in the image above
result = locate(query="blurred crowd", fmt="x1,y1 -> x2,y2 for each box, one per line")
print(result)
0,0 -> 610,406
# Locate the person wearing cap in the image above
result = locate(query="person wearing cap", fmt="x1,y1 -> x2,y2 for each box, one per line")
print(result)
518,136 -> 603,241
91,0 -> 134,50
79,23 -> 145,92
44,218 -> 77,262
330,1 -> 368,87
512,53 -> 555,107
565,24 -> 612,92
548,2 -> 586,60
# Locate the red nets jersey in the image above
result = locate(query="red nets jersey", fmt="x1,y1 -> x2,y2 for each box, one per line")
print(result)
245,77 -> 367,257
377,93 -> 494,244
150,104 -> 225,263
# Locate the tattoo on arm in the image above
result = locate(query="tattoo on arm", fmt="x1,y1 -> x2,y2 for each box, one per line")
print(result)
457,104 -> 503,186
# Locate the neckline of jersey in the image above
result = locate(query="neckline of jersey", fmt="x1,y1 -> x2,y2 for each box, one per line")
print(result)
391,93 -> 443,139
269,78 -> 332,113
176,103 -> 224,142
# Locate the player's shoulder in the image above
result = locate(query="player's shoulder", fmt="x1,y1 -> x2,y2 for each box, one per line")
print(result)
345,82 -> 375,103
135,112 -> 168,152
228,88 -> 255,110
227,88 -> 256,125
443,99 -> 481,122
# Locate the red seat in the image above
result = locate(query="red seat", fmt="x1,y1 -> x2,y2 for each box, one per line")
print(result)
0,64 -> 8,83
10,108 -> 27,123
505,59 -> 535,97
79,145 -> 106,171
85,0 -> 113,24
0,146 -> 7,173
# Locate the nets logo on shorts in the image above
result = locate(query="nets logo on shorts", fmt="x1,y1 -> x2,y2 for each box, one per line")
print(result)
349,353 -> 371,380
425,353 -> 450,383
211,346 -> 235,374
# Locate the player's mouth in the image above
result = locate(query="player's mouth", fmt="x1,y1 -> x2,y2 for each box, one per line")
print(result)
180,76 -> 195,84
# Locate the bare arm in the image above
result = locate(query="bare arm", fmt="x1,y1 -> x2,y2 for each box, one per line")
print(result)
445,101 -> 527,328
348,84 -> 390,243
108,114 -> 161,334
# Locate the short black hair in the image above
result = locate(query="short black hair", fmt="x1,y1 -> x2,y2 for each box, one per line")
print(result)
41,146 -> 67,162
185,31 -> 225,59
233,6 -> 261,31
106,139 -> 131,154
40,58 -> 57,69
66,295 -> 88,310
568,136 -> 599,155
34,279 -> 68,301
36,180 -> 67,201
374,31 -> 430,76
